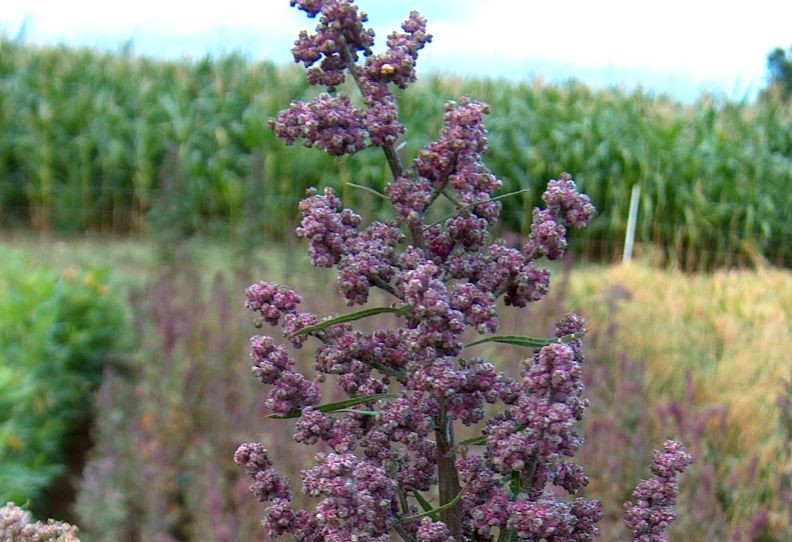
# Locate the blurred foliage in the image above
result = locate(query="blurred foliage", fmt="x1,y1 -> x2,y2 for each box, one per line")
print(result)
75,266 -> 321,542
0,259 -> 128,512
0,39 -> 790,268
2,235 -> 774,541
766,45 -> 792,100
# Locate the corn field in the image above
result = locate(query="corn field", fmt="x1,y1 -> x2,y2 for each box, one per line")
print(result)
0,38 -> 790,268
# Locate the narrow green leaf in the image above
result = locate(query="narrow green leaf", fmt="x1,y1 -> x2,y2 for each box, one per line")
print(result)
499,475 -> 515,487
412,491 -> 439,521
268,393 -> 397,419
335,409 -> 379,416
426,187 -> 532,228
347,182 -> 389,201
368,361 -> 408,381
399,488 -> 465,522
291,306 -> 411,336
463,331 -> 584,349
509,471 -> 521,498
457,423 -> 527,450
441,189 -> 461,206
458,434 -> 487,447
495,526 -> 512,542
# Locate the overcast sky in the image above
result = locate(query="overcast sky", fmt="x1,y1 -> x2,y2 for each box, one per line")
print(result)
2,0 -> 790,101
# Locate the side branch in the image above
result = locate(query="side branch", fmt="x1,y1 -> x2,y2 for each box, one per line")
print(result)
338,40 -> 423,248
339,41 -> 404,180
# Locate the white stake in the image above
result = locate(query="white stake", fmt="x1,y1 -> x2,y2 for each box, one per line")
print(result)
623,184 -> 640,264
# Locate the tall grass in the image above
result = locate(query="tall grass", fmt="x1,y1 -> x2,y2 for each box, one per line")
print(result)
1,38 -> 791,268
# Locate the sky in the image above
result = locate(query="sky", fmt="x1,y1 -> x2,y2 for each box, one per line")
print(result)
1,0 -> 790,102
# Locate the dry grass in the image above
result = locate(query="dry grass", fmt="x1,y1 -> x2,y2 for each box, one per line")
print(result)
568,263 -> 792,534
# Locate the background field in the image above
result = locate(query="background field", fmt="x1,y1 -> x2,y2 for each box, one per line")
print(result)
2,235 -> 790,541
1,33 -> 791,542
1,39 -> 791,269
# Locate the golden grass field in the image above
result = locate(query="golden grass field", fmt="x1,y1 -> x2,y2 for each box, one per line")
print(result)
568,263 -> 791,534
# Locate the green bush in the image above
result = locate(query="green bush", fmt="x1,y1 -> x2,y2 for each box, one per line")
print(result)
0,260 -> 128,508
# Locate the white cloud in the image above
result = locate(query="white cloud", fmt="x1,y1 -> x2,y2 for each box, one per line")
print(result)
2,0 -> 789,99
421,0 -> 789,89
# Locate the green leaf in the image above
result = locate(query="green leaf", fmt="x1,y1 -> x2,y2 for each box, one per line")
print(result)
457,423 -> 527,450
441,189 -> 461,206
268,393 -> 397,419
291,306 -> 411,336
346,182 -> 389,201
412,491 -> 439,521
426,187 -> 532,228
458,434 -> 487,447
399,488 -> 465,523
509,471 -> 521,498
335,409 -> 379,416
463,331 -> 584,349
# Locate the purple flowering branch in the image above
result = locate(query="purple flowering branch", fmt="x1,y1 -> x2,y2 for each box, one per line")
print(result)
236,2 -> 693,541
339,42 -> 405,180
624,440 -> 694,542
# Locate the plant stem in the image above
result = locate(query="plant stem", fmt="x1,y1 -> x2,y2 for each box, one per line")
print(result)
347,181 -> 389,200
496,527 -> 512,542
339,42 -> 404,181
400,487 -> 464,522
426,179 -> 449,209
339,41 -> 424,249
367,360 -> 408,382
382,144 -> 405,180
393,479 -> 417,541
370,273 -> 399,297
339,38 -> 461,538
425,187 -> 532,229
435,401 -> 463,540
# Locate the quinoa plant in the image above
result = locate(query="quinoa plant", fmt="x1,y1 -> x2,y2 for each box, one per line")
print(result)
0,502 -> 79,541
236,2 -> 692,541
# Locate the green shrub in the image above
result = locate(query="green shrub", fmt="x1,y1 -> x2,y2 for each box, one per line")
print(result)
0,260 -> 128,509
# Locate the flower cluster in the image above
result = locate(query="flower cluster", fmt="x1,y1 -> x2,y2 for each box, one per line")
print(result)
234,444 -> 319,538
507,494 -> 602,542
364,11 -> 431,90
270,95 -> 368,156
245,282 -> 301,325
237,2 -> 691,541
523,173 -> 595,261
290,0 -> 374,88
296,187 -> 362,268
416,517 -> 454,542
624,440 -> 694,542
275,0 -> 431,155
0,502 -> 80,542
302,453 -> 398,541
